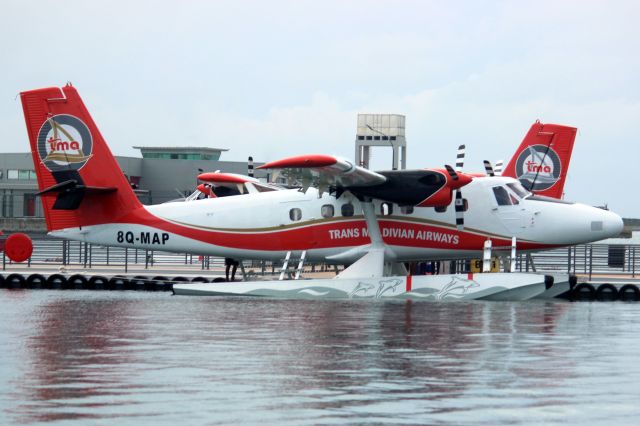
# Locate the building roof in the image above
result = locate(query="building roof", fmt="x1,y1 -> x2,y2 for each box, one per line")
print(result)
133,146 -> 229,153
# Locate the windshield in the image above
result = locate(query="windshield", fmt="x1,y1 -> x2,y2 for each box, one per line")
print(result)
507,182 -> 531,199
492,186 -> 512,206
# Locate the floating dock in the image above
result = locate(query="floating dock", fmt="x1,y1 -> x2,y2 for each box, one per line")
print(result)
2,269 -> 640,301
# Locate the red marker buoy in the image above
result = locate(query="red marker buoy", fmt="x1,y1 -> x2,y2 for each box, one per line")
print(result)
4,233 -> 33,263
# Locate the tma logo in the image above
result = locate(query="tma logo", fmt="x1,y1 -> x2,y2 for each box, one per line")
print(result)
37,114 -> 93,172
515,144 -> 561,191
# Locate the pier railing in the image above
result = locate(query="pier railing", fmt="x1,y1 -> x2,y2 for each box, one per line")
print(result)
1,235 -> 638,278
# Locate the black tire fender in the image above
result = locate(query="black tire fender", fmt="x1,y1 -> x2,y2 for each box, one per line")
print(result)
108,276 -> 129,291
46,274 -> 67,289
619,284 -> 640,302
68,274 -> 88,289
596,283 -> 618,301
88,275 -> 109,290
6,273 -> 26,288
26,274 -> 47,289
572,283 -> 596,301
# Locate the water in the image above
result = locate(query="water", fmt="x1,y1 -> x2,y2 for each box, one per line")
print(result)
1,291 -> 640,425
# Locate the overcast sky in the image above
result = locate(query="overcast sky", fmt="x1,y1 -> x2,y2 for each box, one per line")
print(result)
2,0 -> 638,216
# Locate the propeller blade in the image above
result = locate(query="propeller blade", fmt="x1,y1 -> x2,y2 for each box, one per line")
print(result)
454,190 -> 465,230
455,144 -> 465,172
445,164 -> 459,180
494,160 -> 504,176
483,160 -> 495,177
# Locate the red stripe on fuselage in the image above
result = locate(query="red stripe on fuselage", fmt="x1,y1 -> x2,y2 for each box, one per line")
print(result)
113,207 -> 559,252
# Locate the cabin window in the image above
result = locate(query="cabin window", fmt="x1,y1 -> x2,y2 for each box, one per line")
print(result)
492,186 -> 512,206
341,203 -> 354,217
289,208 -> 302,221
435,205 -> 447,213
401,205 -> 414,215
380,202 -> 393,216
321,204 -> 334,218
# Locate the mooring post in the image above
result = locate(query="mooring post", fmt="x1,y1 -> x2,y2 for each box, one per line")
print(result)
482,239 -> 492,272
510,237 -> 516,272
589,245 -> 593,281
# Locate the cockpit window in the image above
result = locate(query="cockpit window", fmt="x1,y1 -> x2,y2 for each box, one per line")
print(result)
507,182 -> 531,199
492,186 -> 512,206
254,183 -> 278,193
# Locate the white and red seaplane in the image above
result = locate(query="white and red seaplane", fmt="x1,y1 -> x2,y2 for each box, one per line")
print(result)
20,85 -> 623,300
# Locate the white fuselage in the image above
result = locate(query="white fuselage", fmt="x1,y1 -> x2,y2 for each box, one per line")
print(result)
51,177 -> 623,262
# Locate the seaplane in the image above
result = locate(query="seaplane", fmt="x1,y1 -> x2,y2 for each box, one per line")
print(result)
19,84 -> 623,300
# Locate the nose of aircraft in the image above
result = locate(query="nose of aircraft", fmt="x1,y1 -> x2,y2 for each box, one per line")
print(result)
583,205 -> 624,242
552,203 -> 624,245
601,208 -> 624,238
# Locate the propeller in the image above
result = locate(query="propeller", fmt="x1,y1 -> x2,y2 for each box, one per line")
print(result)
449,145 -> 470,230
494,160 -> 504,176
455,144 -> 465,172
483,160 -> 495,177
482,159 -> 503,177
444,161 -> 471,231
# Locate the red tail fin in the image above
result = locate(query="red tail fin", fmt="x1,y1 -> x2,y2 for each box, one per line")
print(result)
21,84 -> 142,232
502,121 -> 577,199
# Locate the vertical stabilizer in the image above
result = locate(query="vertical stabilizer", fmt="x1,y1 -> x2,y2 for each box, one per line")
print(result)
502,121 -> 577,199
21,84 -> 142,231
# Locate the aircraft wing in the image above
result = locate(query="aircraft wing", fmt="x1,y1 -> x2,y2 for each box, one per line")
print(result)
198,172 -> 260,185
257,154 -> 386,189
258,154 -> 473,207
197,172 -> 262,196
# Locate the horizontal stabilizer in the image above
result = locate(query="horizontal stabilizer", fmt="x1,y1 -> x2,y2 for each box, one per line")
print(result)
37,180 -> 117,196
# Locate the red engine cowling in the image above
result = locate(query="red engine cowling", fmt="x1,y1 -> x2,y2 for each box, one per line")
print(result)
417,189 -> 453,207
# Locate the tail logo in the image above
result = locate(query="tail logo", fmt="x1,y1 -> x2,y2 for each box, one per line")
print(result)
515,144 -> 561,191
37,114 -> 93,172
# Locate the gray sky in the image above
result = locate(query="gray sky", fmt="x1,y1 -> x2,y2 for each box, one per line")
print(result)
2,0 -> 638,216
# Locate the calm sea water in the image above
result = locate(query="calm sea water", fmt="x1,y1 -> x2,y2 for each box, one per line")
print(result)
1,291 -> 640,425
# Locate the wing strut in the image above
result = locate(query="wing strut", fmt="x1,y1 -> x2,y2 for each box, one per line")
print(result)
334,199 -> 396,279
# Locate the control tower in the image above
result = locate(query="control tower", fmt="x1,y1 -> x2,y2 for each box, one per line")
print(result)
355,114 -> 406,170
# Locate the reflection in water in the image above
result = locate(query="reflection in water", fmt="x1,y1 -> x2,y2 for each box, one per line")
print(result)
1,292 -> 640,424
